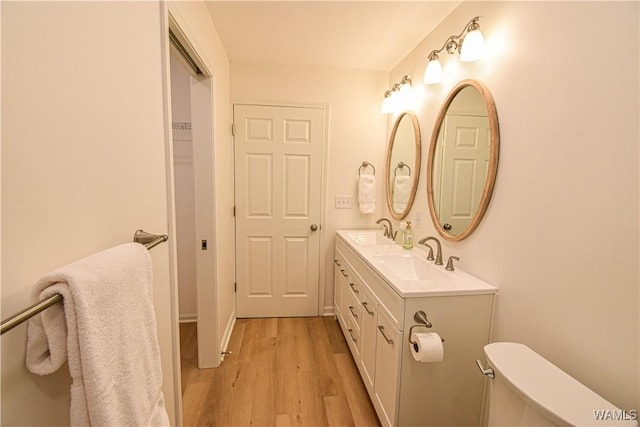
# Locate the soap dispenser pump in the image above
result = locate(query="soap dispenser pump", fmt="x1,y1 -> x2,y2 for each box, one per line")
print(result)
402,221 -> 414,249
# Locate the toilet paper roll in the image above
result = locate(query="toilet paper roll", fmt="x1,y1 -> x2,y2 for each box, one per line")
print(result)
410,332 -> 444,362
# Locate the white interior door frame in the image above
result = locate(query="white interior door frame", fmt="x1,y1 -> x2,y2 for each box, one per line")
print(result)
161,5 -> 220,423
167,12 -> 220,365
233,102 -> 329,317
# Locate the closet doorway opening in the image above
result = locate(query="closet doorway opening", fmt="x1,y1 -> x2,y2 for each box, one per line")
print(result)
168,24 -> 219,370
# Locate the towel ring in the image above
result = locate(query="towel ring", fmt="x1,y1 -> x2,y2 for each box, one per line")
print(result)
358,161 -> 376,176
394,162 -> 411,177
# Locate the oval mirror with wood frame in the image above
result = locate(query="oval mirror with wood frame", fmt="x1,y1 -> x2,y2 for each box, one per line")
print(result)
385,112 -> 421,220
427,79 -> 499,241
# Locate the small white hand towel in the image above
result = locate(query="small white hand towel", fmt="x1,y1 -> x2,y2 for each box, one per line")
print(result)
358,174 -> 376,214
26,243 -> 170,427
392,175 -> 411,212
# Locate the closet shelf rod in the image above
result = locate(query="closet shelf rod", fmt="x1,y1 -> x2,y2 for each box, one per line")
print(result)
0,230 -> 168,335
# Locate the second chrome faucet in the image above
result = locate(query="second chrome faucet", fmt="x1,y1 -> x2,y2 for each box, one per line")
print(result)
375,218 -> 396,240
418,236 -> 443,265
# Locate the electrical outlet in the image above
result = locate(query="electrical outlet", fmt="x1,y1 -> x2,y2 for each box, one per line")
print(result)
335,195 -> 353,209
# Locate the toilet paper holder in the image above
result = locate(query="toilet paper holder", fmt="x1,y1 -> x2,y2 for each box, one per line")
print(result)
408,311 -> 445,345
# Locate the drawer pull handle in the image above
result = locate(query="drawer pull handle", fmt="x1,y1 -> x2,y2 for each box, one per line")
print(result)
340,269 -> 348,277
348,306 -> 358,319
377,325 -> 394,344
334,259 -> 341,266
349,283 -> 359,293
362,302 -> 374,315
347,328 -> 358,343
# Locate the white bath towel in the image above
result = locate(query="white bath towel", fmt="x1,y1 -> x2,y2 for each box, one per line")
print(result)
392,175 -> 411,212
358,174 -> 376,214
26,243 -> 170,427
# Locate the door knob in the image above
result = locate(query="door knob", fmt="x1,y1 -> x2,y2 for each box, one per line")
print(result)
310,224 -> 318,231
443,223 -> 452,231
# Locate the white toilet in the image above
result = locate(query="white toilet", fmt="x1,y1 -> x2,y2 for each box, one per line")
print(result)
481,342 -> 638,426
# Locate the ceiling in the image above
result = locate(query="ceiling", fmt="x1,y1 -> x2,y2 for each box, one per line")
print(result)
204,1 -> 461,72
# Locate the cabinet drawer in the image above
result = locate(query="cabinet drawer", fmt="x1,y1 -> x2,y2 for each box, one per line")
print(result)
360,285 -> 377,392
344,285 -> 362,332
344,310 -> 361,356
338,237 -> 404,329
346,278 -> 362,301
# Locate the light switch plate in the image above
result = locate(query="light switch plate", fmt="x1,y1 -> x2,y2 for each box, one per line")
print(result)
335,195 -> 353,209
414,211 -> 423,229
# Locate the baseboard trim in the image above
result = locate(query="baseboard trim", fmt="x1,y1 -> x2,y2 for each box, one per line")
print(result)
322,306 -> 335,317
179,315 -> 196,324
220,311 -> 236,362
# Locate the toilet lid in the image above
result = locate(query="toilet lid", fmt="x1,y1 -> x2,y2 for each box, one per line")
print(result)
484,342 -> 637,427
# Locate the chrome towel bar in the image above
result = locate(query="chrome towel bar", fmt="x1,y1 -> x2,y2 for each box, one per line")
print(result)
133,229 -> 169,250
0,230 -> 168,335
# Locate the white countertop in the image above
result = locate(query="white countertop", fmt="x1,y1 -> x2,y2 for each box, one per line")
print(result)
337,229 -> 497,298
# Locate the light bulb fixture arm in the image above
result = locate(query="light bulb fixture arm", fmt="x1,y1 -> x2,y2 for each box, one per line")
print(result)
380,74 -> 414,114
388,76 -> 411,96
399,75 -> 412,86
426,16 -> 481,59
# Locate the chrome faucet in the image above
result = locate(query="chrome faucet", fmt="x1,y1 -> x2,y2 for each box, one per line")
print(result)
421,243 -> 435,261
418,236 -> 443,265
375,218 -> 396,239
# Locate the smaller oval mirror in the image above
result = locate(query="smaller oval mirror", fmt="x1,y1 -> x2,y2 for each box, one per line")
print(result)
385,112 -> 421,220
427,80 -> 499,241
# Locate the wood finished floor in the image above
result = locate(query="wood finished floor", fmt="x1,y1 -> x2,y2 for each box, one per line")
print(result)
179,317 -> 381,427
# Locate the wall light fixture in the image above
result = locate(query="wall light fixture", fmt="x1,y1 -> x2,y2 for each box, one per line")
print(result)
381,75 -> 414,114
423,16 -> 485,85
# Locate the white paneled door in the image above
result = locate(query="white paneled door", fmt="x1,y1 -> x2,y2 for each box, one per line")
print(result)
234,105 -> 324,317
438,115 -> 490,235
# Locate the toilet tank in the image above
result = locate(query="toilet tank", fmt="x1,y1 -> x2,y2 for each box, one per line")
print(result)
483,342 -> 638,427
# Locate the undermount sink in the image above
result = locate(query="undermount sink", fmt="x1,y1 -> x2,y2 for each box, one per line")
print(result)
345,230 -> 394,246
336,229 -> 497,297
372,253 -> 450,282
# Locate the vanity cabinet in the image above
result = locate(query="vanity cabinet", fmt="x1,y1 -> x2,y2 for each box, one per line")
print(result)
373,308 -> 402,426
359,284 -> 377,390
334,233 -> 495,427
333,252 -> 347,320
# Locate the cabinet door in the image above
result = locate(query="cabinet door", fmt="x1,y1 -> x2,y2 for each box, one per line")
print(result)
374,308 -> 402,427
360,285 -> 377,392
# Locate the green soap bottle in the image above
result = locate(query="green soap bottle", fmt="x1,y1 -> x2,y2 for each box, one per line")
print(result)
402,221 -> 414,249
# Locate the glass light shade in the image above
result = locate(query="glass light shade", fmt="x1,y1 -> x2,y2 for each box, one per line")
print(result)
460,29 -> 485,62
397,83 -> 415,111
399,81 -> 411,95
388,91 -> 400,113
381,95 -> 393,114
423,58 -> 443,84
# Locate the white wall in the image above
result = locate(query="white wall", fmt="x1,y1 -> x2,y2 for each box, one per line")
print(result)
388,1 -> 638,410
1,2 -> 178,424
230,63 -> 389,314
